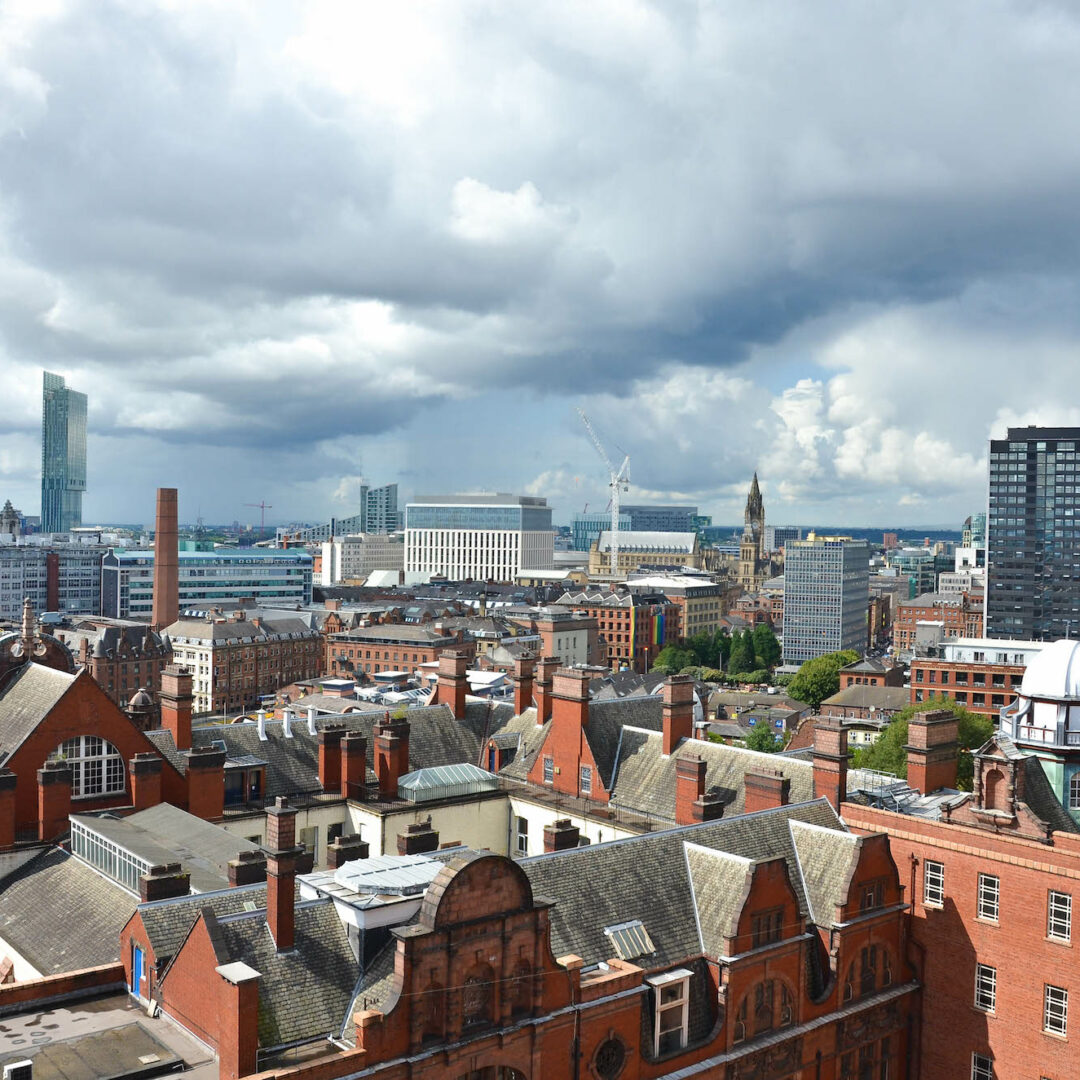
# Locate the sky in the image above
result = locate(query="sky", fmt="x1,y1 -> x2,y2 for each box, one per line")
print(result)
3,1 -> 1080,530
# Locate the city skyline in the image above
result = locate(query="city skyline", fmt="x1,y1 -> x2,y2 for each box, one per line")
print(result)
4,4 -> 1080,526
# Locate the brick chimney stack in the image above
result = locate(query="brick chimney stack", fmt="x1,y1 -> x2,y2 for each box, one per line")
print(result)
185,746 -> 226,820
139,862 -> 190,902
152,487 -> 179,631
341,732 -> 367,800
535,656 -> 560,724
130,753 -> 163,811
744,769 -> 791,813
160,664 -> 193,751
513,653 -> 536,716
318,725 -> 345,792
812,717 -> 849,812
38,761 -> 72,841
662,674 -> 695,756
675,755 -> 723,825
543,818 -> 580,852
906,709 -> 959,794
374,714 -> 410,799
552,668 -> 591,731
264,798 -> 303,951
435,649 -> 470,719
0,769 -> 16,850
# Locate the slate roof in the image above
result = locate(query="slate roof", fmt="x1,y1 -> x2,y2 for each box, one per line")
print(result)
1021,755 -> 1080,833
0,847 -> 135,974
214,900 -> 358,1048
609,729 -> 815,822
683,845 -> 754,957
0,663 -> 77,760
145,701 -> 516,798
166,616 -> 317,643
789,820 -> 860,926
521,799 -> 841,970
584,698 -> 665,788
821,686 -> 910,711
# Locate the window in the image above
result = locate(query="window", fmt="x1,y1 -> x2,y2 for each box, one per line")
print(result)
580,765 -> 592,796
1044,985 -> 1068,1035
751,908 -> 783,947
1048,891 -> 1072,942
859,879 -> 886,911
971,1054 -> 994,1080
974,963 -> 996,1012
977,874 -> 999,921
924,861 -> 945,906
50,736 -> 126,798
299,825 -> 318,856
648,970 -> 690,1056
542,756 -> 554,784
516,816 -> 528,855
1070,773 -> 1080,809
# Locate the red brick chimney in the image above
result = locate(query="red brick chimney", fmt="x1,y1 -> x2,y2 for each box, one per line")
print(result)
139,862 -> 190,902
264,797 -> 302,951
37,761 -> 72,841
160,664 -> 193,752
326,834 -> 369,870
535,655 -> 559,725
543,818 -> 581,852
552,668 -> 591,732
227,850 -> 268,886
397,821 -> 439,855
318,725 -> 345,792
812,717 -> 849,812
513,653 -> 536,715
662,674 -> 695,756
341,732 -> 367,799
0,769 -> 16,850
130,753 -> 163,811
675,755 -> 723,826
374,714 -> 410,799
744,769 -> 791,814
435,649 -> 470,719
185,746 -> 226,820
214,935 -> 261,1080
906,709 -> 959,794
152,487 -> 179,631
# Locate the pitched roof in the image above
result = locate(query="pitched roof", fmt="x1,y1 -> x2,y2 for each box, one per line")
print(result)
609,729 -> 815,822
521,799 -> 841,970
0,847 -> 134,974
583,698 -> 664,788
683,845 -> 754,957
215,900 -> 358,1048
789,820 -> 861,926
821,685 -> 910,710
0,663 -> 77,760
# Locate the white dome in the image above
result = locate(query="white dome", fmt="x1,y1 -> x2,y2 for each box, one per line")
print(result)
1019,640 -> 1080,700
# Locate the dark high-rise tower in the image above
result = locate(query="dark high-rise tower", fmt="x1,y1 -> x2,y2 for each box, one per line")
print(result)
986,426 -> 1080,640
41,371 -> 87,533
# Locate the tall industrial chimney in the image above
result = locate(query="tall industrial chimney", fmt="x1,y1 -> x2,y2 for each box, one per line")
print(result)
152,488 -> 179,631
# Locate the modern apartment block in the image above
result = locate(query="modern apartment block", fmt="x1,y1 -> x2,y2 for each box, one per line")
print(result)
101,549 -> 313,618
763,525 -> 802,552
782,534 -> 870,664
405,493 -> 554,581
319,533 -> 404,586
987,426 -> 1080,640
41,371 -> 87,533
277,483 -> 401,543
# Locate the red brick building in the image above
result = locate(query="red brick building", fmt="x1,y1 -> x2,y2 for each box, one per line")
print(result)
839,658 -> 905,689
325,623 -> 471,680
892,592 -> 983,652
556,589 -> 680,672
909,657 -> 1025,718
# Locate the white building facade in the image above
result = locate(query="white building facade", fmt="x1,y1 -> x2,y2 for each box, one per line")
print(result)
405,494 -> 554,582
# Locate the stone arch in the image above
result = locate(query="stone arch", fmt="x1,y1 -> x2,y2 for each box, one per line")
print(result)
983,766 -> 1007,812
420,851 -> 534,930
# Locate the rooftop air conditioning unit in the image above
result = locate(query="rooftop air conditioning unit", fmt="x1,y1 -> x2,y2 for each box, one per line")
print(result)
4,1061 -> 33,1080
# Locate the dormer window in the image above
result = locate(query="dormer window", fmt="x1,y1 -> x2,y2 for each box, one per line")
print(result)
646,969 -> 691,1056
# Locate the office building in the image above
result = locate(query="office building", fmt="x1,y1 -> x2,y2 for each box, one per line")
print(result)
570,505 -> 697,552
987,426 -> 1080,639
764,525 -> 802,552
782,534 -> 870,664
404,493 -> 554,581
570,510 -> 630,552
101,549 -> 313,619
41,371 -> 87,533
319,532 -> 404,585
0,540 -> 106,619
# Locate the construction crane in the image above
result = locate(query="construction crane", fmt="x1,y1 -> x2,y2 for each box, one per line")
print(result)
244,501 -> 273,536
577,409 -> 630,573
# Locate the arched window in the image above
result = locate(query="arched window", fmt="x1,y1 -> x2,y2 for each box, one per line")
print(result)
733,978 -> 796,1044
50,736 -> 125,798
983,767 -> 1006,812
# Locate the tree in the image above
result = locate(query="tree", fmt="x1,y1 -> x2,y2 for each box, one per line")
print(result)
727,630 -> 756,676
752,623 -> 781,669
653,645 -> 696,674
686,631 -> 720,668
715,629 -> 732,668
744,723 -> 782,753
786,650 -> 860,710
852,699 -> 994,791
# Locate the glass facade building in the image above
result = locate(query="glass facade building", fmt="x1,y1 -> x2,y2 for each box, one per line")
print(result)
782,536 -> 870,665
101,549 -> 313,618
986,427 -> 1080,640
41,371 -> 87,533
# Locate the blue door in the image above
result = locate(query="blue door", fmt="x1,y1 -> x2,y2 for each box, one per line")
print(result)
132,944 -> 144,998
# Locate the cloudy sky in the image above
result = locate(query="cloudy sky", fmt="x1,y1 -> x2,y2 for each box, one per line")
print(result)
3,0 -> 1080,530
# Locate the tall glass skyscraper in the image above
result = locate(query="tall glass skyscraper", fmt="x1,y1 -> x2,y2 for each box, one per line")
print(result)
986,426 -> 1080,641
41,371 -> 87,533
